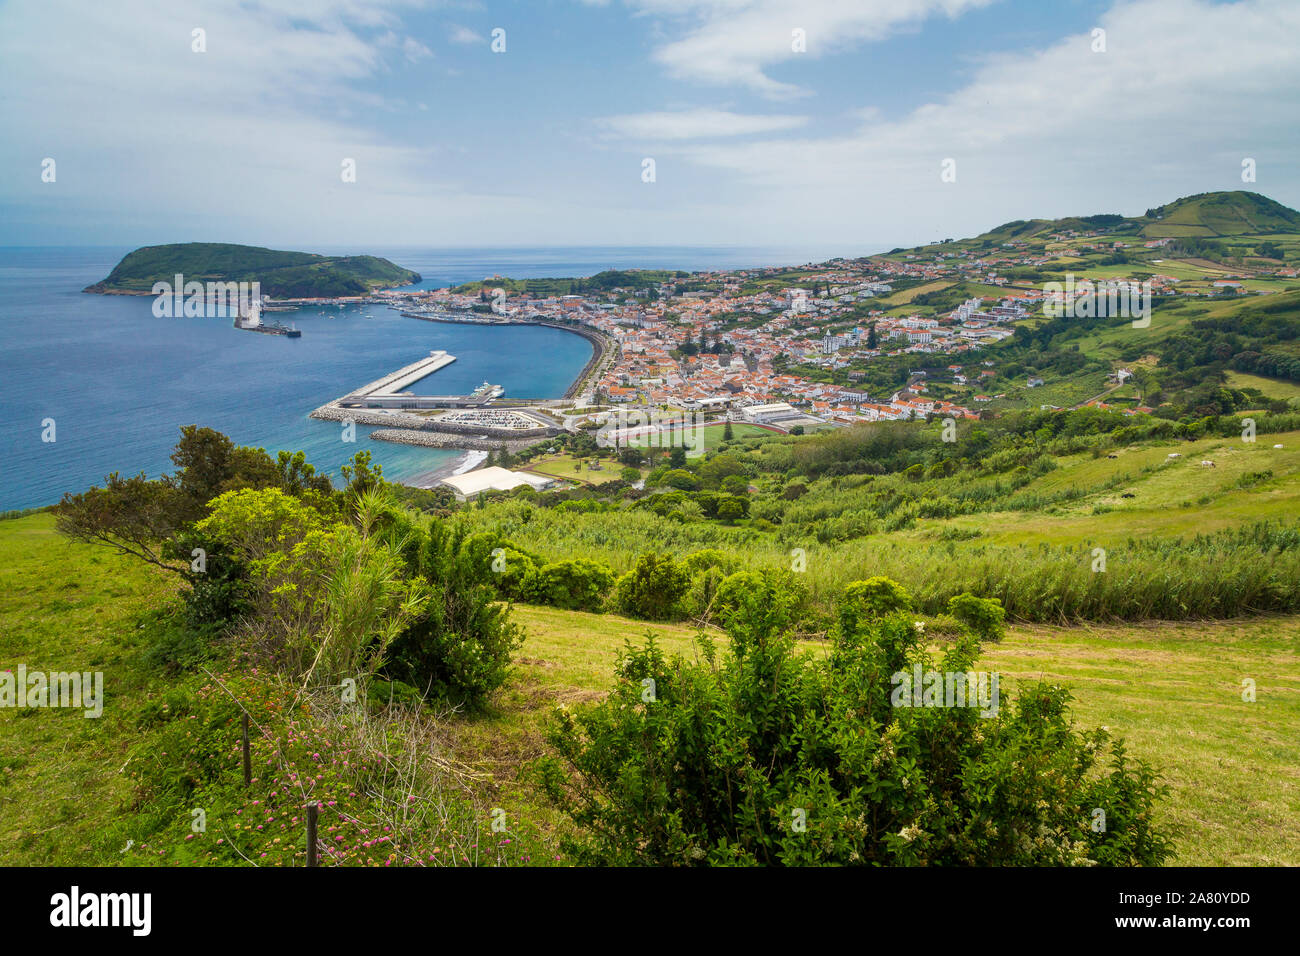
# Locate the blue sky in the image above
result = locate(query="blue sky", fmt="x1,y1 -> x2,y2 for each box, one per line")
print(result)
2,0 -> 1297,257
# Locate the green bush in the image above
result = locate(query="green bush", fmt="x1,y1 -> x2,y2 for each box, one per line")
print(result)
385,521 -> 524,707
838,576 -> 914,635
533,559 -> 615,612
539,587 -> 1173,866
614,553 -> 690,621
683,565 -> 728,620
491,547 -> 541,601
681,548 -> 735,577
947,593 -> 1007,643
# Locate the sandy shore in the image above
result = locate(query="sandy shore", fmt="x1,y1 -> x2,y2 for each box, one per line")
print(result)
400,449 -> 489,489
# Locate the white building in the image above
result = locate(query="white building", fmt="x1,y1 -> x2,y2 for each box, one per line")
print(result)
741,402 -> 803,425
440,466 -> 555,500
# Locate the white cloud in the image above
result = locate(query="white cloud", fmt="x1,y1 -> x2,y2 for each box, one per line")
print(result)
598,109 -> 807,140
448,25 -> 484,44
650,0 -> 1300,245
0,0 -> 531,245
403,37 -> 434,61
611,0 -> 996,99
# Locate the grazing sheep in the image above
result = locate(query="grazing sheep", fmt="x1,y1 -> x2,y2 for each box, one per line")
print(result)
1274,444 -> 1284,449
1168,453 -> 1181,458
1200,460 -> 1215,468
1121,492 -> 1136,498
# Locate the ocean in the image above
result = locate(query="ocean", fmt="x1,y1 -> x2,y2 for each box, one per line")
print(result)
0,245 -> 814,510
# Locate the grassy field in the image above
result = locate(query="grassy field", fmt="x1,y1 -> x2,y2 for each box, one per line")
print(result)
4,510 -> 1298,867
879,280 -> 952,306
918,428 -> 1300,547
1225,371 -> 1300,405
522,424 -> 776,483
0,514 -> 174,864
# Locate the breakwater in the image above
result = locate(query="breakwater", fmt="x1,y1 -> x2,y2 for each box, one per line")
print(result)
369,428 -> 545,453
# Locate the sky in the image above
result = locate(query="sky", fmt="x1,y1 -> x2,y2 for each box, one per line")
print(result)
2,0 -> 1298,257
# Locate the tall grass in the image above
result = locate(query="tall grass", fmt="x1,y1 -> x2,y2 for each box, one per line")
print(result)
461,502 -> 1300,623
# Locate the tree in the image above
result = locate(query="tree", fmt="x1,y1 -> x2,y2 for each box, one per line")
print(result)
55,471 -> 190,574
341,450 -> 384,496
716,498 -> 744,524
722,420 -> 734,441
54,426 -> 308,575
867,323 -> 878,350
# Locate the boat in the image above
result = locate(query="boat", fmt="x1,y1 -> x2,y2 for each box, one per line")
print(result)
233,301 -> 302,337
470,381 -> 505,399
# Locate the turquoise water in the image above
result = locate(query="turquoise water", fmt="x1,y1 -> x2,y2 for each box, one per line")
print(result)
0,245 -> 806,509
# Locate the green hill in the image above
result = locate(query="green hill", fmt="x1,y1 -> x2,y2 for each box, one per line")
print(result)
893,191 -> 1300,256
84,242 -> 421,298
1142,191 -> 1300,238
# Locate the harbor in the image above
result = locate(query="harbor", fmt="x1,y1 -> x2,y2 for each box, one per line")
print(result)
310,347 -> 562,452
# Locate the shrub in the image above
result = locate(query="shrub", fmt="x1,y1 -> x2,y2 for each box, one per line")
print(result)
533,559 -> 615,612
683,566 -> 728,621
681,549 -> 735,576
197,488 -> 427,685
387,520 -> 524,707
838,576 -> 913,634
947,593 -> 1007,643
716,499 -> 745,524
490,547 -> 540,601
712,570 -> 765,625
539,595 -> 1173,866
614,553 -> 689,621
662,469 -> 699,491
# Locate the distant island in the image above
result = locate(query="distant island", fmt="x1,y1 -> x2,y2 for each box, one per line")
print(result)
84,242 -> 421,299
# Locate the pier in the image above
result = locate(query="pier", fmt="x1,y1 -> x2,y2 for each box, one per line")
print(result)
337,350 -> 475,408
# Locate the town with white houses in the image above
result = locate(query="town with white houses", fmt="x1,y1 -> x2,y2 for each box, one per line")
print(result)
324,223 -> 1289,440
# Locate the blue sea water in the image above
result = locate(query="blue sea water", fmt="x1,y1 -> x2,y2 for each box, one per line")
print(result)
0,245 -> 808,510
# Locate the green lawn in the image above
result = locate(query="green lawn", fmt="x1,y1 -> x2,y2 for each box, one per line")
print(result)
925,429 -> 1300,546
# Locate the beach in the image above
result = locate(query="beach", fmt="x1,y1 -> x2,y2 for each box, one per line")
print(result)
403,449 -> 489,489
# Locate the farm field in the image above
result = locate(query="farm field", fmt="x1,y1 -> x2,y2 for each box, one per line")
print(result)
915,428 -> 1300,547
1225,371 -> 1300,405
879,279 -> 952,305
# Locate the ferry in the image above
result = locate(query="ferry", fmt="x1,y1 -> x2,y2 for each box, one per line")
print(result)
234,301 -> 302,337
471,381 -> 505,399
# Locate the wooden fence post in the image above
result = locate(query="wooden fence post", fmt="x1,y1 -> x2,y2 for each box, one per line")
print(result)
241,713 -> 251,787
306,803 -> 319,868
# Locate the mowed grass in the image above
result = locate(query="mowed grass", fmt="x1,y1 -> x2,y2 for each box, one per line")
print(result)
979,619 -> 1300,865
0,514 -> 174,864
879,280 -> 952,306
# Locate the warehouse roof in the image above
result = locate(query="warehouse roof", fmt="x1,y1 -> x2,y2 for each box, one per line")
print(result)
440,466 -> 554,498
